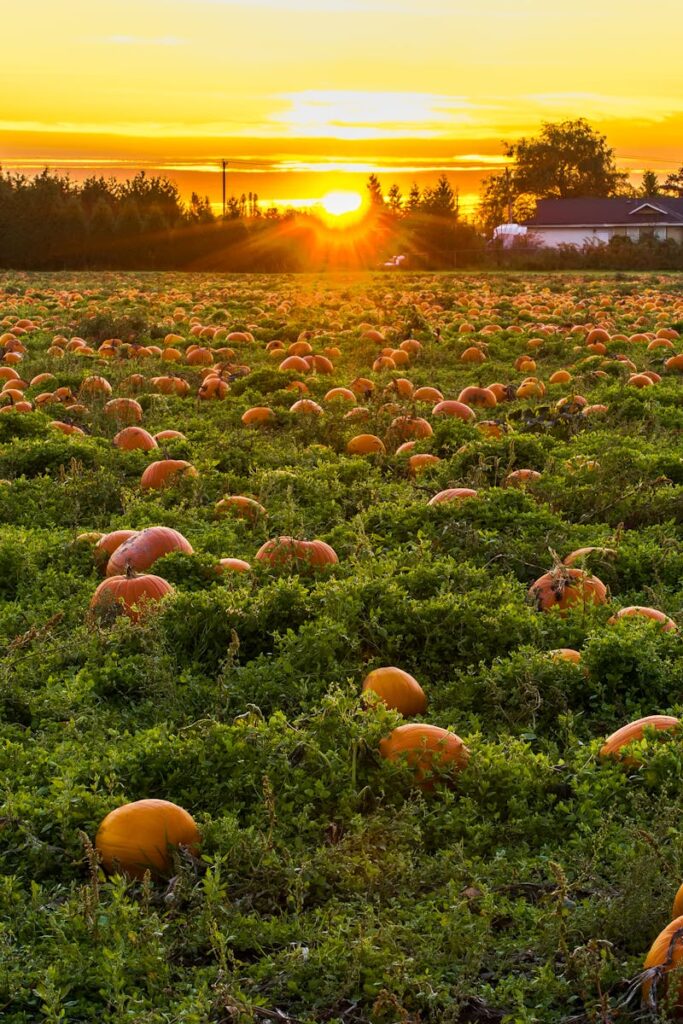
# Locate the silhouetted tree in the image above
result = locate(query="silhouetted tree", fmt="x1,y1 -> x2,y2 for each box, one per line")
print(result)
639,170 -> 661,196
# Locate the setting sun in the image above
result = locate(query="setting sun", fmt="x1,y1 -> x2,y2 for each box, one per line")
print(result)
319,190 -> 364,220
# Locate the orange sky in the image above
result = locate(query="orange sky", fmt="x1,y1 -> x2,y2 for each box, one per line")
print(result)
2,0 -> 683,215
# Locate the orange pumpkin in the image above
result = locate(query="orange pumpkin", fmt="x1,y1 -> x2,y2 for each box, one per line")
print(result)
113,427 -> 158,451
362,667 -> 427,715
379,724 -> 469,789
216,557 -> 251,573
90,569 -> 174,622
457,386 -> 497,408
549,648 -> 582,664
94,529 -> 139,570
431,399 -> 476,422
255,537 -> 339,569
413,386 -> 444,403
104,398 -> 143,423
347,434 -> 386,455
242,406 -> 275,426
95,799 -> 200,879
215,495 -> 267,521
154,429 -> 186,442
528,567 -> 607,614
107,526 -> 193,577
642,915 -> 683,1012
140,460 -> 198,490
601,715 -> 680,760
408,453 -> 441,474
608,606 -> 677,633
290,399 -> 323,416
390,416 -> 433,439
428,488 -> 478,505
505,469 -> 542,487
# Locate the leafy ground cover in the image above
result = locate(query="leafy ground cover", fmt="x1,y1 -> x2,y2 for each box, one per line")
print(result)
2,270 -> 683,1022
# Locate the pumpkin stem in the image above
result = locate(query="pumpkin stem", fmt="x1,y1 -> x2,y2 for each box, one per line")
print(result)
125,561 -> 136,580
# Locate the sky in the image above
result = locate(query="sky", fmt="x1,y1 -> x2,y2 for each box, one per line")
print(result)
2,0 -> 683,215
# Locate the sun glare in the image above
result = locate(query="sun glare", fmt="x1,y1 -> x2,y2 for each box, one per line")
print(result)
319,190 -> 364,222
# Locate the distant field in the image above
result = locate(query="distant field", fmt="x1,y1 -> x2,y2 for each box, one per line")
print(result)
3,271 -> 683,1023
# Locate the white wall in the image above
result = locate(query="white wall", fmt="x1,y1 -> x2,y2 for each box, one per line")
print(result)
533,227 -> 612,247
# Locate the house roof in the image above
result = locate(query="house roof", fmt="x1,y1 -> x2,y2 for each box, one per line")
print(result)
523,197 -> 683,227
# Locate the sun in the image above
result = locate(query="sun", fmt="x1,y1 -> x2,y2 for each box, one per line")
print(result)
319,190 -> 364,223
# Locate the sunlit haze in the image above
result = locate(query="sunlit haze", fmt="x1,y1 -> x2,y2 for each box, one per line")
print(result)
2,0 -> 683,214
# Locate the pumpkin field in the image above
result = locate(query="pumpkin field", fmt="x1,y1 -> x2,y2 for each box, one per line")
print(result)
5,269 -> 683,1022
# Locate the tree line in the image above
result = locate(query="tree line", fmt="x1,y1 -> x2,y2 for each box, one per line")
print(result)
1,119 -> 683,271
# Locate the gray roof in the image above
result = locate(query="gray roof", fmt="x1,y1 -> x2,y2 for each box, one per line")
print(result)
524,197 -> 683,227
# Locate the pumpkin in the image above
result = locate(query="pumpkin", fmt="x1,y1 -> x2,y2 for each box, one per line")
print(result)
673,884 -> 683,920
154,429 -> 186,442
600,715 -> 680,760
528,567 -> 607,614
95,798 -> 200,879
324,387 -> 356,404
349,377 -> 375,397
431,400 -> 476,422
428,488 -> 478,505
279,355 -> 310,373
79,375 -> 112,398
362,667 -> 427,716
49,420 -> 85,435
413,386 -> 443,403
563,546 -> 616,566
90,569 -> 174,622
242,406 -> 275,426
216,557 -> 251,573
140,460 -> 198,490
608,606 -> 677,632
107,526 -> 193,577
198,377 -> 229,400
95,529 -> 139,570
379,724 -> 469,789
113,427 -> 158,451
460,346 -> 486,364
290,399 -> 323,416
255,537 -> 339,568
549,648 -> 582,664
642,915 -> 683,1012
215,494 -> 267,521
408,453 -> 441,475
347,434 -> 386,455
104,398 -> 143,423
389,416 -> 433,440
505,469 -> 542,487
457,386 -> 497,408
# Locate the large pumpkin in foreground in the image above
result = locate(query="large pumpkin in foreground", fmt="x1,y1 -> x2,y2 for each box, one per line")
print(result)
379,724 -> 469,789
362,667 -> 427,716
90,571 -> 174,622
642,914 -> 683,1012
528,567 -> 607,614
95,799 -> 200,879
106,526 -> 193,577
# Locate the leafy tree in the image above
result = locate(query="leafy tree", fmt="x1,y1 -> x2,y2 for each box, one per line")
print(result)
479,119 -> 631,234
662,165 -> 683,198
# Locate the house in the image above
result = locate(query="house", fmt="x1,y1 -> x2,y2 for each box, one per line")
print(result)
522,197 -> 683,247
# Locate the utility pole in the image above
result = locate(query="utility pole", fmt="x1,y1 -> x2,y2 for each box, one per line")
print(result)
221,160 -> 227,218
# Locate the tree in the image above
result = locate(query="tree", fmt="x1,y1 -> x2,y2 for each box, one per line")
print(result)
366,174 -> 384,207
662,165 -> 683,198
639,170 -> 661,197
421,175 -> 458,218
407,182 -> 421,212
387,183 -> 403,215
478,118 -> 631,236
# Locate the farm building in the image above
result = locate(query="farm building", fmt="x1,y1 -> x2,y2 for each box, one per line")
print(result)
522,196 -> 683,247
